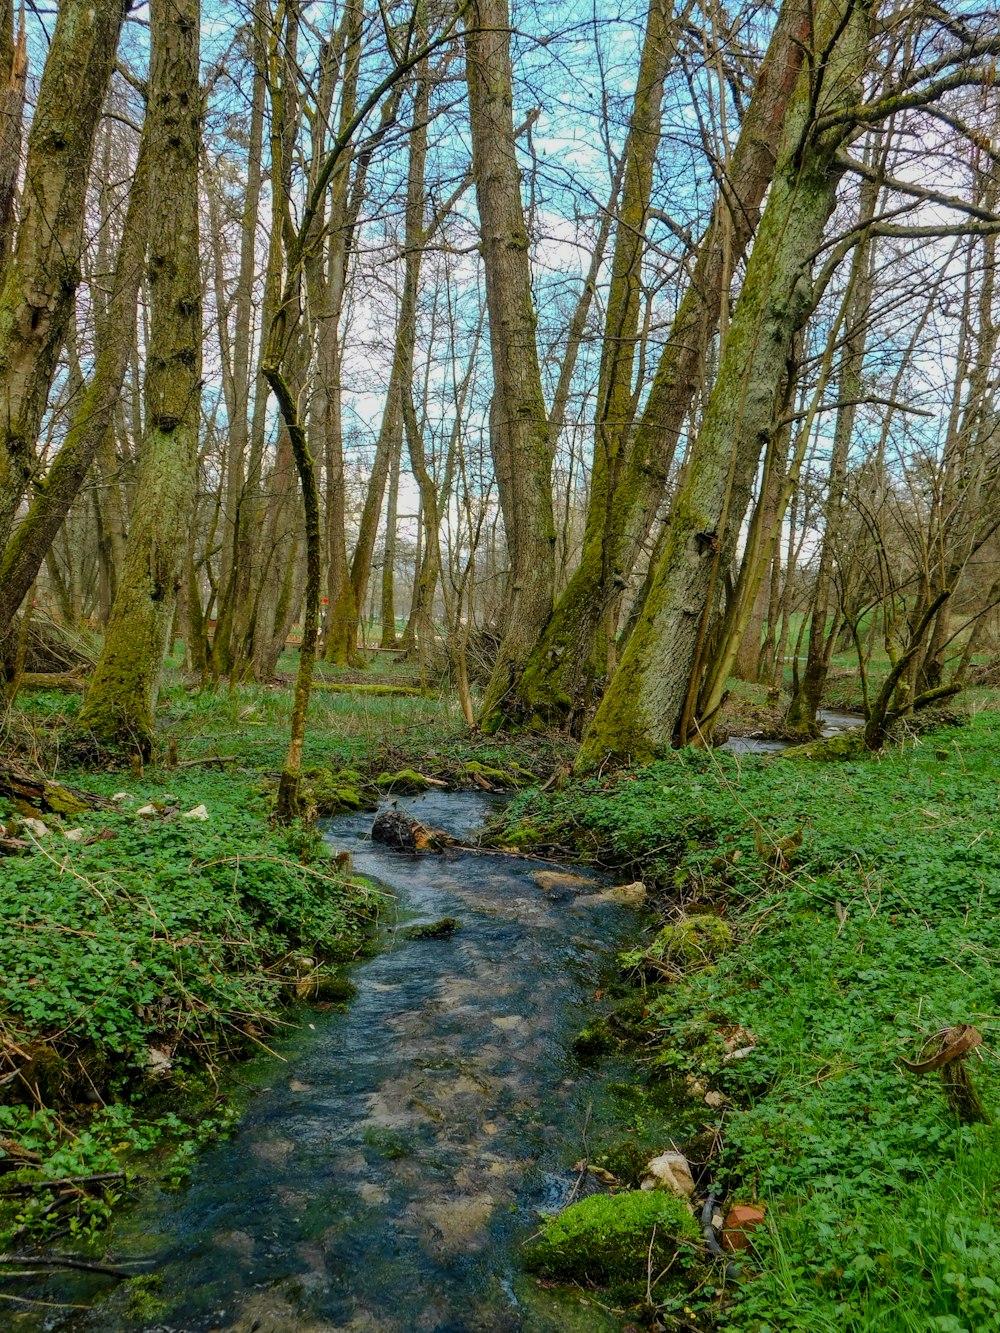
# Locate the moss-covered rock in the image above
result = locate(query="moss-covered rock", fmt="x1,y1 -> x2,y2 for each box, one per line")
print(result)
524,1190 -> 700,1295
622,914 -> 732,975
303,767 -> 372,815
401,917 -> 461,940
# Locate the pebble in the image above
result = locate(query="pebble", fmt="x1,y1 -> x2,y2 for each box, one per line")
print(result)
640,1150 -> 695,1198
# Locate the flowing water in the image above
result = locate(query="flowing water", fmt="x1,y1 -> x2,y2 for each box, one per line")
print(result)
27,793 -> 642,1333
720,708 -> 863,754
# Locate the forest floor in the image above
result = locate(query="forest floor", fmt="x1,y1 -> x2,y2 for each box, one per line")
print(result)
1,651 -> 997,1330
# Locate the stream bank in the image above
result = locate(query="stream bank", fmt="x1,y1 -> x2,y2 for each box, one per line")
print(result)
491,709 -> 1000,1329
10,792 -> 705,1331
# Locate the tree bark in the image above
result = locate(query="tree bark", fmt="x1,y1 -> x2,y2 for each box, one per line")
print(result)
501,0 -> 812,729
0,130 -> 148,644
465,0 -> 556,721
77,0 -> 201,754
580,0 -> 872,766
0,0 -> 128,555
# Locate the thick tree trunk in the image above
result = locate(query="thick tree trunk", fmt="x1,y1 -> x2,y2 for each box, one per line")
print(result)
0,0 -> 128,555
77,0 -> 201,754
465,0 -> 555,721
580,0 -> 871,766
502,0 -> 811,729
0,131 -> 148,643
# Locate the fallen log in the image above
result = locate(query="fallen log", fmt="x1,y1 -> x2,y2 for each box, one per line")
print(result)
311,682 -> 427,697
15,672 -> 88,693
0,762 -> 108,817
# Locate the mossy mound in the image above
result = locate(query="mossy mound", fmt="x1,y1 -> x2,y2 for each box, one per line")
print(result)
375,769 -> 438,793
779,731 -> 865,762
524,1190 -> 699,1295
303,767 -> 373,815
622,914 -> 732,975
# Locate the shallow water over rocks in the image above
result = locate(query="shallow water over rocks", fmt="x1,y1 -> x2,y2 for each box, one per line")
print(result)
720,708 -> 863,754
34,793 -> 641,1332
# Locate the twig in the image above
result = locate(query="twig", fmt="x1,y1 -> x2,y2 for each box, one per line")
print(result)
0,1253 -> 137,1278
1,1171 -> 125,1195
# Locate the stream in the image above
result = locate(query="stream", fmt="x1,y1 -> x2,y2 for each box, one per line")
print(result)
720,708 -> 863,754
28,793 -> 643,1333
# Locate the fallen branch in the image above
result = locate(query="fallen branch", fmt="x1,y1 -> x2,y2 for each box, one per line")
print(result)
16,672 -> 88,693
0,1171 -> 125,1196
0,1253 -> 136,1279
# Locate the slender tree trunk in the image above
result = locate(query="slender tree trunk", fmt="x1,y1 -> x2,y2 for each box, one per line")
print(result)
0,1 -> 25,273
0,130 -> 148,642
210,28 -> 265,676
77,0 -> 201,754
786,177 -> 880,734
465,0 -> 556,721
379,430 -> 401,649
580,0 -> 872,766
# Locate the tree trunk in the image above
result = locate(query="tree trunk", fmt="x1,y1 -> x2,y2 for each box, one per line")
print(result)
379,431 -> 401,649
786,173 -> 880,735
465,0 -> 555,721
580,0 -> 872,766
0,0 -> 128,555
502,0 -> 811,729
0,129 -> 148,643
77,0 -> 201,754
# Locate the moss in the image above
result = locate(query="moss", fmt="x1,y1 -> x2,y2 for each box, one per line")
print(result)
573,1018 -> 623,1061
123,1274 -> 169,1321
497,819 -> 544,850
375,768 -> 436,793
524,1190 -> 700,1296
779,731 -> 865,762
401,917 -> 461,939
592,1140 -> 653,1188
653,915 -> 732,966
303,767 -> 373,815
297,972 -> 357,1003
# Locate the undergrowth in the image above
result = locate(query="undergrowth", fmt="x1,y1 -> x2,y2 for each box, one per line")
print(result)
498,709 -> 1000,1331
0,764 -> 384,1247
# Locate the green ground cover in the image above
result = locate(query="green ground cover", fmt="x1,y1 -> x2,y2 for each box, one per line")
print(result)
4,655 -> 998,1329
496,705 -> 1000,1330
0,752 -> 385,1246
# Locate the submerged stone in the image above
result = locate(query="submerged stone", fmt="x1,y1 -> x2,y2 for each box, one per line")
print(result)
532,869 -> 592,894
401,917 -> 462,940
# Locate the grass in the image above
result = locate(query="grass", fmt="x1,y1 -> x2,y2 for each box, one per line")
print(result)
494,702 -> 1000,1330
